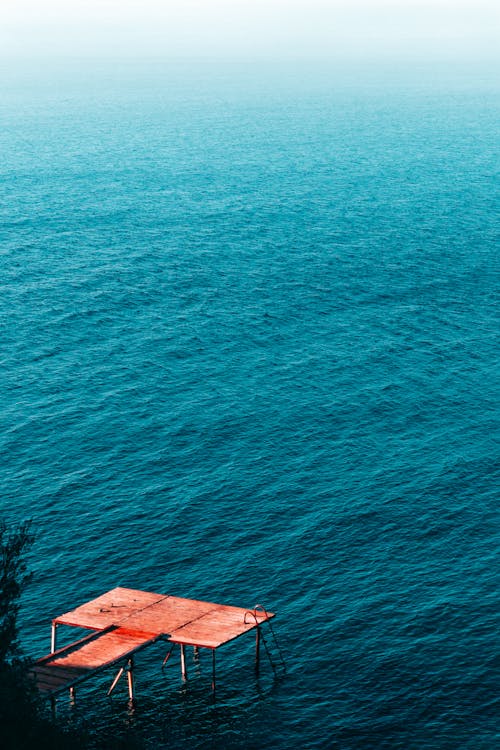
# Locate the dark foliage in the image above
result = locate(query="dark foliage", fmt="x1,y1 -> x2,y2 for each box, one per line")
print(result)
0,520 -> 34,663
0,520 -> 143,750
0,520 -> 82,749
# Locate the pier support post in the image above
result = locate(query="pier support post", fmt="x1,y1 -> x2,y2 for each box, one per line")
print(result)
211,649 -> 216,694
180,645 -> 187,681
107,666 -> 125,696
51,622 -> 57,653
161,644 -> 174,669
127,658 -> 135,701
255,626 -> 260,674
108,659 -> 135,700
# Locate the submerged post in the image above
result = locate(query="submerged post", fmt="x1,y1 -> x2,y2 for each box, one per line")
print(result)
180,645 -> 187,681
211,649 -> 216,694
107,666 -> 125,696
51,622 -> 57,653
255,625 -> 260,674
127,658 -> 135,701
161,643 -> 174,669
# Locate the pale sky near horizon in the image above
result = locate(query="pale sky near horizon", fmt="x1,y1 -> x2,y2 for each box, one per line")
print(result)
2,0 -> 499,62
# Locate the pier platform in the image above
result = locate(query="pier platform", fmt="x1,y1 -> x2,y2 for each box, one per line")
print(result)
31,587 -> 275,701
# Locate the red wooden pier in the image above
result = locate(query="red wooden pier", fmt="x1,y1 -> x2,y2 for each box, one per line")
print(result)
31,587 -> 276,702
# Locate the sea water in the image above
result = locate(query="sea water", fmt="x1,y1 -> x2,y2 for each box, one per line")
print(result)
0,60 -> 498,748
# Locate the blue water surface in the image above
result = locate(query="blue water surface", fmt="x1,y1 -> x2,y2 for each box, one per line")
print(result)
0,60 -> 499,748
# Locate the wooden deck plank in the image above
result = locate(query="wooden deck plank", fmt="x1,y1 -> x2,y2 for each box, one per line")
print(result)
53,589 -> 274,651
32,664 -> 88,679
30,664 -> 90,694
35,681 -> 61,693
47,628 -> 156,670
32,669 -> 83,688
119,595 -> 218,635
34,678 -> 69,694
169,605 -> 275,649
31,627 -> 159,696
54,587 -> 166,631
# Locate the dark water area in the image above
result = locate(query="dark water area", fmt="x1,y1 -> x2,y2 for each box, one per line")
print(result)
1,60 -> 499,748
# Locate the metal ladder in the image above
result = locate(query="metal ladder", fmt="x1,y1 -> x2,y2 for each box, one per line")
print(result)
245,604 -> 286,676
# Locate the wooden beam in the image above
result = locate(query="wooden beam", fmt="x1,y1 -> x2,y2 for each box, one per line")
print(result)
180,644 -> 187,681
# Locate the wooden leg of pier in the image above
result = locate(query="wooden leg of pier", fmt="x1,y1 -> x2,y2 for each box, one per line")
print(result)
211,649 -> 216,694
180,645 -> 187,681
127,658 -> 135,701
108,666 -> 125,696
255,626 -> 260,674
161,643 -> 174,669
51,622 -> 57,653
